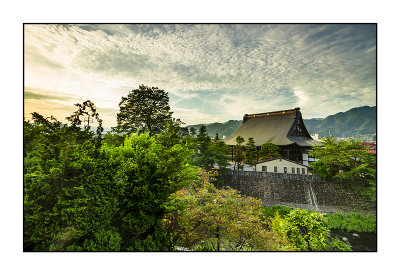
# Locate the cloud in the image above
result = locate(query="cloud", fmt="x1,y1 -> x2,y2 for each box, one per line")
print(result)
24,24 -> 376,125
24,87 -> 119,127
171,106 -> 222,125
24,87 -> 77,102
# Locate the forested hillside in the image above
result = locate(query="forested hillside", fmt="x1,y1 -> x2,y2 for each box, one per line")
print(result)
304,106 -> 376,140
187,120 -> 242,139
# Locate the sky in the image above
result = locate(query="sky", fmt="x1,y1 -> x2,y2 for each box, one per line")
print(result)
24,24 -> 376,127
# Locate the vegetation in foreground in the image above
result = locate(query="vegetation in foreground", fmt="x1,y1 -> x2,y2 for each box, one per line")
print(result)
163,172 -> 351,251
262,205 -> 377,233
24,84 -> 376,252
310,136 -> 376,201
325,212 -> 376,233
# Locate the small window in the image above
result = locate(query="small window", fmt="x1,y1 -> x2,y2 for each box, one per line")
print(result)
297,168 -> 300,174
292,167 -> 295,174
262,166 -> 267,172
284,167 -> 287,174
302,168 -> 305,174
274,166 -> 277,173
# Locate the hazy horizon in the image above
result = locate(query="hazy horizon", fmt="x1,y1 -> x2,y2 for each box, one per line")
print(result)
24,24 -> 376,127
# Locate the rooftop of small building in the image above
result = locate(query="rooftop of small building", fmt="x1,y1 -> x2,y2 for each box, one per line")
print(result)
253,157 -> 311,168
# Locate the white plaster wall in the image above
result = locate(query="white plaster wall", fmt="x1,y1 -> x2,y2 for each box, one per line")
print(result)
226,162 -> 254,171
255,159 -> 311,175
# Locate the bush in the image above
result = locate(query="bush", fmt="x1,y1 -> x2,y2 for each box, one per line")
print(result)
163,170 -> 292,251
261,205 -> 292,219
268,209 -> 352,251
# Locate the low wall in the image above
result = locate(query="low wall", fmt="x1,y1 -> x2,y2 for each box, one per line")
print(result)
224,170 -> 376,213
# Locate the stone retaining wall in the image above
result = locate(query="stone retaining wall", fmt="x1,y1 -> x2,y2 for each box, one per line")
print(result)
224,170 -> 376,213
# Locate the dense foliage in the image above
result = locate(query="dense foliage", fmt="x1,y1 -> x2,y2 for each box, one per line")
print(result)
102,131 -> 196,251
162,172 -> 351,251
310,136 -> 376,200
113,84 -> 172,136
259,142 -> 280,160
190,125 -> 230,173
24,104 -> 196,251
24,112 -> 116,251
268,209 -> 352,251
244,137 -> 258,168
233,136 -> 245,170
24,86 -> 372,252
262,205 -> 376,234
261,205 -> 292,219
162,170 -> 292,251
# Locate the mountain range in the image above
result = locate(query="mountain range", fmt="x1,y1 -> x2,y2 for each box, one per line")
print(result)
187,106 -> 376,141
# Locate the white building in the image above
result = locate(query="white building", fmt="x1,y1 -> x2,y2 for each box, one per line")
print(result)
254,157 -> 312,175
302,152 -> 317,166
311,133 -> 319,141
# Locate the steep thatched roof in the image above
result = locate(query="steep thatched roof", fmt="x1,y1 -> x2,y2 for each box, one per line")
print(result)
222,108 -> 320,147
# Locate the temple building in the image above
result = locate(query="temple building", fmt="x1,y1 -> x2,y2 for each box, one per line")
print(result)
222,107 -> 321,165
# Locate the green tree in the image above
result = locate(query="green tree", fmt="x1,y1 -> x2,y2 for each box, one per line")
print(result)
66,99 -> 103,139
310,136 -> 376,201
163,170 -> 291,251
191,125 -> 213,170
24,112 -> 118,251
102,131 -> 126,148
209,140 -> 230,170
259,142 -> 280,160
189,127 -> 197,137
191,126 -> 229,172
233,136 -> 245,170
245,137 -> 258,169
103,129 -> 196,251
113,84 -> 172,136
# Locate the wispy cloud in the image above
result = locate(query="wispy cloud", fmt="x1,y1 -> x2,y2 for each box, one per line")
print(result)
24,24 -> 376,126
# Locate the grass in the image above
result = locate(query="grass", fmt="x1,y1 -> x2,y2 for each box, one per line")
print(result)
324,212 -> 376,233
261,205 -> 376,233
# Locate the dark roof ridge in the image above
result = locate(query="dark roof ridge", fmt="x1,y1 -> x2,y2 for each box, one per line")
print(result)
243,107 -> 300,122
244,107 -> 300,117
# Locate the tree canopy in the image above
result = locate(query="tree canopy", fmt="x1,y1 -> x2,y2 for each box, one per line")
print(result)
24,109 -> 196,251
259,142 -> 280,160
113,85 -> 172,136
310,136 -> 376,201
191,125 -> 230,172
163,170 -> 291,251
233,136 -> 245,170
24,96 -> 372,252
245,137 -> 258,167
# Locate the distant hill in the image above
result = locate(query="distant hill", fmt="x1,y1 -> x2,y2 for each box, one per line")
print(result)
304,106 -> 376,140
187,120 -> 242,139
187,106 -> 376,141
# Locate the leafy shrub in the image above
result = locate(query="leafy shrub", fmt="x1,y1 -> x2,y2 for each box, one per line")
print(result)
163,170 -> 292,251
269,209 -> 352,251
261,205 -> 292,219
